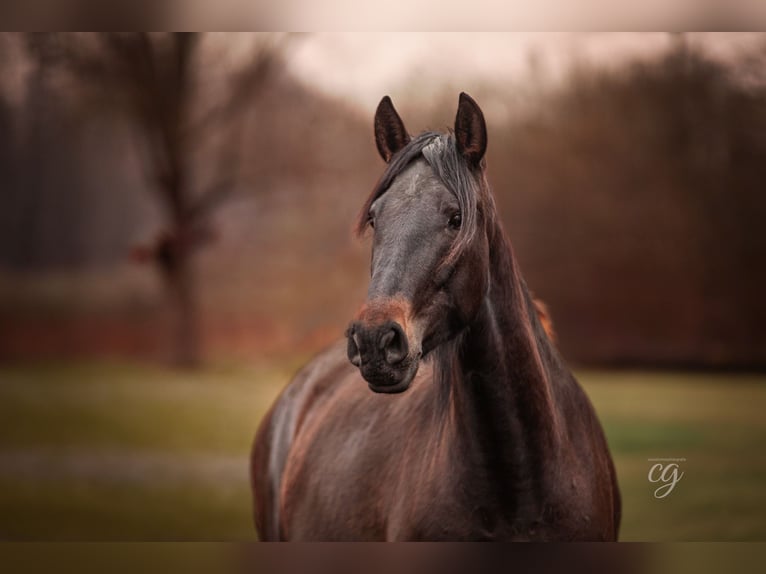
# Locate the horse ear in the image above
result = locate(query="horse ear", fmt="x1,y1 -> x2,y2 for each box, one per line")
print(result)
454,92 -> 487,167
374,96 -> 410,163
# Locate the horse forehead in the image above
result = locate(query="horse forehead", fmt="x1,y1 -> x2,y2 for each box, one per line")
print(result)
383,161 -> 450,212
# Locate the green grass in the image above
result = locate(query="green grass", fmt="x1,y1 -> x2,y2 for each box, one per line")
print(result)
0,360 -> 291,541
0,361 -> 764,540
580,370 -> 766,541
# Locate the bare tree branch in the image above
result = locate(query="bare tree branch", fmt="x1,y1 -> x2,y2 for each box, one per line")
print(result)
191,33 -> 300,137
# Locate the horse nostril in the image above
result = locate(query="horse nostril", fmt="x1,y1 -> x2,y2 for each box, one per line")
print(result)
381,324 -> 408,365
347,329 -> 361,367
379,330 -> 395,350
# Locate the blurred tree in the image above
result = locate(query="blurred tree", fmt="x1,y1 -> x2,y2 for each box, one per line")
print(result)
491,39 -> 766,367
0,35 -> 20,266
28,32 -> 292,367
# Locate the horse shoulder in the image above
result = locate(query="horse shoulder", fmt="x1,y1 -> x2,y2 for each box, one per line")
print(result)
251,340 -> 351,540
549,372 -> 621,539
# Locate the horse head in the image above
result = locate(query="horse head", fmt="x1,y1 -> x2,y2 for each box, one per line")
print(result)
346,93 -> 493,393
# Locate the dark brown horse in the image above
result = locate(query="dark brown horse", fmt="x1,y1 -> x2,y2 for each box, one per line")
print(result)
251,93 -> 620,541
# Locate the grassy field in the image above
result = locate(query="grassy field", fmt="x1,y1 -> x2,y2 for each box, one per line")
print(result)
0,360 -> 764,541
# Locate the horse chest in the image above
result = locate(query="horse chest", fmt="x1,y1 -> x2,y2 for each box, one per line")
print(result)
378,453 -> 521,541
281,421 -> 499,540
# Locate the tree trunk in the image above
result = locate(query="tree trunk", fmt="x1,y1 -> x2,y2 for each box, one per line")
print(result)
166,245 -> 201,368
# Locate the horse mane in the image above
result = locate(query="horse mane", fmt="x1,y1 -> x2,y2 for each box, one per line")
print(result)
355,130 -> 489,266
532,297 -> 557,343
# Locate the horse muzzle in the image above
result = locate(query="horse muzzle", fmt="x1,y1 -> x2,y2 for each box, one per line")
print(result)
346,314 -> 421,393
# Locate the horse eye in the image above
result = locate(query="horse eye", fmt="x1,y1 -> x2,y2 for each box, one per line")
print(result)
448,212 -> 462,230
368,213 -> 375,229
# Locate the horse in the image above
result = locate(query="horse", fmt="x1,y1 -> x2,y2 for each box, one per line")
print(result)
250,93 -> 621,541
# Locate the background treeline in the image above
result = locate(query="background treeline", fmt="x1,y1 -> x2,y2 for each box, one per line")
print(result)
1,34 -> 764,368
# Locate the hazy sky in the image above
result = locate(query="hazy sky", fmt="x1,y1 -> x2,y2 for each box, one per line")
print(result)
2,33 -> 762,118
287,33 -> 765,111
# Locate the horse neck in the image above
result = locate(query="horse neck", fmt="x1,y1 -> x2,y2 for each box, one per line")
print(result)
435,218 -> 565,511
